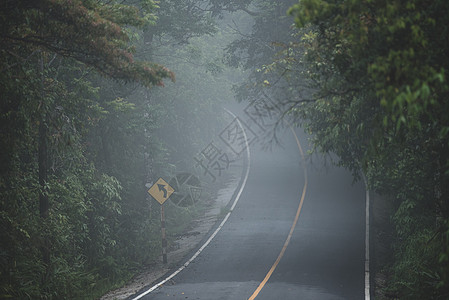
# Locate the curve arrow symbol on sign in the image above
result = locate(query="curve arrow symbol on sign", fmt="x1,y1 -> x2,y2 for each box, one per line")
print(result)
157,184 -> 168,198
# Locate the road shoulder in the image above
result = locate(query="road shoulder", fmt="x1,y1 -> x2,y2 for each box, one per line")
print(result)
100,167 -> 243,300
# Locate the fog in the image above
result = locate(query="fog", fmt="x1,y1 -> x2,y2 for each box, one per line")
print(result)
2,1 -> 448,299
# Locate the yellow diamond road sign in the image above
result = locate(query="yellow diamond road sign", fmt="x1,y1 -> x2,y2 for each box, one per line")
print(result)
148,178 -> 174,205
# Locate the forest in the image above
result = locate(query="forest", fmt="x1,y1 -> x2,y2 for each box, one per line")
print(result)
1,0 -> 448,299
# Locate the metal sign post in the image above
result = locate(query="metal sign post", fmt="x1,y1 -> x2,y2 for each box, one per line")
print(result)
147,178 -> 174,264
161,205 -> 167,264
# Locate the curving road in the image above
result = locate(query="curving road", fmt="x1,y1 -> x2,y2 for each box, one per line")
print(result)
132,123 -> 365,300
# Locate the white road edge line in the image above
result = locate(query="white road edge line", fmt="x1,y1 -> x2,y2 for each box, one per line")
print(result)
362,174 -> 370,300
131,109 -> 251,300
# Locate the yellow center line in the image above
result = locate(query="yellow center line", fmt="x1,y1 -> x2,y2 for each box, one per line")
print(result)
248,127 -> 308,300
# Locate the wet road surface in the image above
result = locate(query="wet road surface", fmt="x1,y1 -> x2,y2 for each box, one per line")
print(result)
135,126 -> 365,300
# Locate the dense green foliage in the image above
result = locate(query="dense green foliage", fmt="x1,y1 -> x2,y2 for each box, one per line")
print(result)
288,1 -> 449,298
237,0 -> 449,298
0,0 -> 240,298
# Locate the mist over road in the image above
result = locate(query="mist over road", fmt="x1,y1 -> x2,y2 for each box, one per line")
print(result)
135,119 -> 365,300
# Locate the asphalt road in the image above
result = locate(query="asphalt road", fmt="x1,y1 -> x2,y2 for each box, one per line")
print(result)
136,125 -> 365,300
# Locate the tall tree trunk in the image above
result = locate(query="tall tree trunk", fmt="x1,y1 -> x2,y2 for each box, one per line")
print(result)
38,119 -> 48,219
38,51 -> 50,267
440,143 -> 449,219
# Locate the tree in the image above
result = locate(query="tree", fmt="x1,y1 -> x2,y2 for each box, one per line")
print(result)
0,0 -> 175,298
1,0 -> 174,87
282,0 -> 449,298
